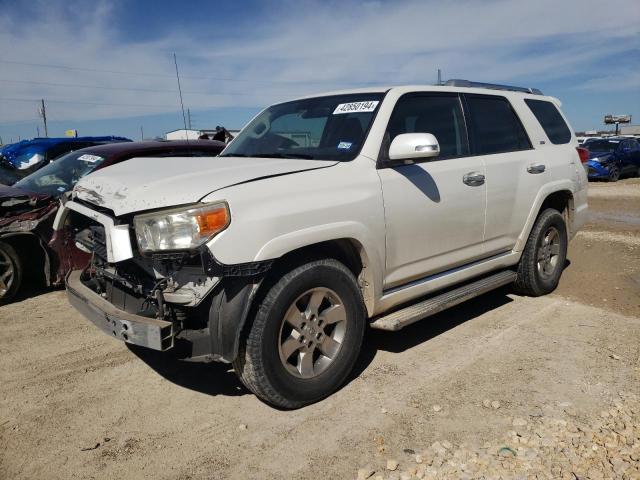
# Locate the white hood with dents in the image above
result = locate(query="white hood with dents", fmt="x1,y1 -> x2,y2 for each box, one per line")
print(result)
73,156 -> 337,216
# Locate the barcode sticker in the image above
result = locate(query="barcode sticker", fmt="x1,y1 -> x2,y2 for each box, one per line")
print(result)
333,101 -> 379,115
77,154 -> 103,163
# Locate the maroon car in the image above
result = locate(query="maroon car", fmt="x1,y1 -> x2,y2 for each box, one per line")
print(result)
0,140 -> 225,303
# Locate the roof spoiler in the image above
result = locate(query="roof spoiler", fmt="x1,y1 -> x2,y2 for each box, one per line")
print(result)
444,79 -> 543,95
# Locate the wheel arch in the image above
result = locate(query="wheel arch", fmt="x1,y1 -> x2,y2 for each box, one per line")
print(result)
0,232 -> 52,286
209,237 -> 376,364
515,184 -> 575,252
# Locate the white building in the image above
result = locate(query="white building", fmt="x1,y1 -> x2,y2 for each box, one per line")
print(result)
165,128 -> 242,141
165,129 -> 205,140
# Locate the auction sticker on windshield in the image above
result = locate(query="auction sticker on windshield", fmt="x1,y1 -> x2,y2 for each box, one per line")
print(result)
333,101 -> 379,114
78,154 -> 103,163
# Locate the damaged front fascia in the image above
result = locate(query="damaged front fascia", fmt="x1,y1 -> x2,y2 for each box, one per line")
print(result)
82,241 -> 273,308
149,245 -> 274,279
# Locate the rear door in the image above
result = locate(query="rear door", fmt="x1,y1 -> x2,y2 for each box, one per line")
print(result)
377,92 -> 486,289
464,94 -> 543,256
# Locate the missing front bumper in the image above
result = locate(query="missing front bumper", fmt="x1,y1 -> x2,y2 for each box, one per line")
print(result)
66,270 -> 174,351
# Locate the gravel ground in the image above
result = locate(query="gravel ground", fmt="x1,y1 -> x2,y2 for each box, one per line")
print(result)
0,179 -> 638,480
358,393 -> 639,480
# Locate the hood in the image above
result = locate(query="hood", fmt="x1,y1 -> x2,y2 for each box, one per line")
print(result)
0,183 -> 49,203
0,184 -> 56,227
73,156 -> 337,216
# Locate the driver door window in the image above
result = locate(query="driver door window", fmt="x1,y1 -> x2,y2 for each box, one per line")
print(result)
385,94 -> 469,160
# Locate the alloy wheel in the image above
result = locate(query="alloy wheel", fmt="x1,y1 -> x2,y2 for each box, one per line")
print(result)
0,248 -> 15,298
278,287 -> 348,379
536,226 -> 561,279
608,166 -> 620,182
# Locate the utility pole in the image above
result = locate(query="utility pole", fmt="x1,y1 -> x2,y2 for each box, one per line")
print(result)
437,69 -> 442,86
37,126 -> 40,137
39,99 -> 48,137
187,109 -> 192,130
140,126 -> 144,140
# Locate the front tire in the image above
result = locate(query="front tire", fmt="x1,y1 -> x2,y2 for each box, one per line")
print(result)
514,209 -> 568,297
233,258 -> 366,409
0,241 -> 23,304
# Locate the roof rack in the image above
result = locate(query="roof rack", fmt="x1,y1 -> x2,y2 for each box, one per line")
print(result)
444,79 -> 543,95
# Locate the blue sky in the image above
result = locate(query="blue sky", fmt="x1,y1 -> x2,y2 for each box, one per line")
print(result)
0,0 -> 638,142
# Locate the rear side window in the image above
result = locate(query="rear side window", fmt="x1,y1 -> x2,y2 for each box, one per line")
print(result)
465,95 -> 531,155
524,99 -> 572,144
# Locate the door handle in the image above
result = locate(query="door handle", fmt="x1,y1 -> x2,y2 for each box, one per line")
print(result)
527,163 -> 546,174
463,171 -> 485,186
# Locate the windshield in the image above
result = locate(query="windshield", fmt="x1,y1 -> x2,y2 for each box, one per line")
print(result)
221,93 -> 384,161
584,139 -> 619,152
14,150 -> 107,196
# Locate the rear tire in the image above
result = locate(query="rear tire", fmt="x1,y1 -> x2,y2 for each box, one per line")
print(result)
514,209 -> 567,297
0,241 -> 23,304
233,258 -> 366,409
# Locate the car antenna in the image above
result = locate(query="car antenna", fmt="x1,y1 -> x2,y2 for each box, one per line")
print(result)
173,53 -> 189,143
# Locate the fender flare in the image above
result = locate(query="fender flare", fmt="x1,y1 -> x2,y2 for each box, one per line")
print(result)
207,276 -> 263,363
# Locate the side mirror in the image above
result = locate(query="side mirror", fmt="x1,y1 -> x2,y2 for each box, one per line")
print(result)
388,133 -> 440,164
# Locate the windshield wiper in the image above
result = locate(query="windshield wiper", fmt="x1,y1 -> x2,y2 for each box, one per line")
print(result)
253,153 -> 316,160
219,153 -> 249,158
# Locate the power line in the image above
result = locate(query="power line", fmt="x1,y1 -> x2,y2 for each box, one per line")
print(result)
0,59 -> 380,86
0,96 -> 178,108
0,78 -> 292,97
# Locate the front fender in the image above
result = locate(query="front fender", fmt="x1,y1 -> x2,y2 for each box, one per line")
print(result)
585,160 -> 609,177
202,158 -> 387,316
251,222 -> 382,316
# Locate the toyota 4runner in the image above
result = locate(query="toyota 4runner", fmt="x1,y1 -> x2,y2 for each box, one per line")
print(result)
56,80 -> 588,408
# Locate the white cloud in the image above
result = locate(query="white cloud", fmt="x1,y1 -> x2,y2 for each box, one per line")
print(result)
0,0 -> 638,125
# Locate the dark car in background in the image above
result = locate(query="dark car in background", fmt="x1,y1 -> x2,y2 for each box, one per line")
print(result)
584,137 -> 640,182
0,136 -> 132,185
0,139 -> 225,303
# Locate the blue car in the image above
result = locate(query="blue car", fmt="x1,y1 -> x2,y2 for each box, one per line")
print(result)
0,136 -> 131,185
584,137 -> 640,182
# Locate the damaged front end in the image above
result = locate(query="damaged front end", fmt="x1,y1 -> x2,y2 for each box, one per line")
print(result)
0,185 -> 60,286
59,199 -> 272,361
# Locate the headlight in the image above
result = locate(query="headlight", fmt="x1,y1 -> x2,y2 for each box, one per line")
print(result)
134,202 -> 230,252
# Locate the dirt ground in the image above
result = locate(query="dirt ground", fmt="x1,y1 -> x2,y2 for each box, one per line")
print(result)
1,179 -> 638,480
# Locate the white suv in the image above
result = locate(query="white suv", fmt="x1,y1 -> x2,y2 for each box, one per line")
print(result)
56,80 -> 588,408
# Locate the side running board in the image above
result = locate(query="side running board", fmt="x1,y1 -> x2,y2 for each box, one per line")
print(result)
370,270 -> 517,331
